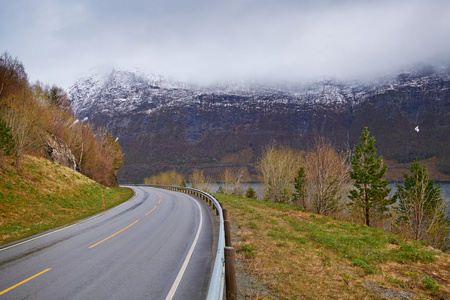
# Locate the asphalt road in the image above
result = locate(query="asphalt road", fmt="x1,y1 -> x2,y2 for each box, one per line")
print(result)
0,186 -> 217,299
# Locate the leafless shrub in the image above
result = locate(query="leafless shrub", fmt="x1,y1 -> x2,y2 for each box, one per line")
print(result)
144,170 -> 184,186
257,144 -> 302,203
303,137 -> 351,217
190,169 -> 213,192
221,167 -> 251,195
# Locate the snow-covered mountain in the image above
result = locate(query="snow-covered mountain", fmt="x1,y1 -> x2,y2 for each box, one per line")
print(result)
69,67 -> 365,117
68,65 -> 450,183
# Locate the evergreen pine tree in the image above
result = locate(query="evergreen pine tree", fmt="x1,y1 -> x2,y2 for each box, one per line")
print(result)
348,127 -> 393,227
395,158 -> 449,248
217,185 -> 224,194
0,116 -> 15,168
293,167 -> 307,208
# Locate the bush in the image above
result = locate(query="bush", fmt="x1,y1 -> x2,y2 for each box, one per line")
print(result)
257,145 -> 302,203
245,186 -> 256,198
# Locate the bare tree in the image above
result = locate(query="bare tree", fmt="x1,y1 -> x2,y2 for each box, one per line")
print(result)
221,167 -> 251,195
1,91 -> 44,169
304,137 -> 351,216
222,168 -> 234,194
190,169 -> 212,192
0,54 -> 43,169
0,53 -> 28,103
257,145 -> 302,203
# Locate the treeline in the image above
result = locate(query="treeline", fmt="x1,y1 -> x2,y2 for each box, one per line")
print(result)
143,169 -> 213,192
144,167 -> 254,196
143,170 -> 185,186
257,128 -> 450,249
0,53 -> 123,186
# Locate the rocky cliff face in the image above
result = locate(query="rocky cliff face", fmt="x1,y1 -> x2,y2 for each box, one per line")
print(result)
68,66 -> 450,183
44,134 -> 81,172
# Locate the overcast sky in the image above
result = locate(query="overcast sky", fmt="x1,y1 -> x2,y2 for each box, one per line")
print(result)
1,0 -> 450,88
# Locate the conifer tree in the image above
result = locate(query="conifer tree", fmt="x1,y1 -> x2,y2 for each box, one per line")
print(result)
348,127 -> 394,226
0,116 -> 15,168
245,185 -> 256,199
293,167 -> 306,208
395,158 -> 449,248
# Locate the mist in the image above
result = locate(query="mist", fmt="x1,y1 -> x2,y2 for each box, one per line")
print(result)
1,0 -> 450,87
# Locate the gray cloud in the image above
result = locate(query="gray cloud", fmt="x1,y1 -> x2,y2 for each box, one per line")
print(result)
1,0 -> 450,88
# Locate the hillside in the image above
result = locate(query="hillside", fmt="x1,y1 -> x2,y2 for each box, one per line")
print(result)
68,66 -> 450,183
215,193 -> 450,299
0,155 -> 133,246
1,53 -> 123,187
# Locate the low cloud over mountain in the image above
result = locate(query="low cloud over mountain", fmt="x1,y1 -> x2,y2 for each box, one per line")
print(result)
69,65 -> 450,183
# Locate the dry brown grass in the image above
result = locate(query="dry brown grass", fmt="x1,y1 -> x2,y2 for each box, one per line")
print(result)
216,193 -> 450,299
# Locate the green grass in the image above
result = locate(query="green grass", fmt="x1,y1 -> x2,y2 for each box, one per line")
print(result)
284,213 -> 437,267
0,155 -> 134,246
214,193 -> 450,299
238,244 -> 256,258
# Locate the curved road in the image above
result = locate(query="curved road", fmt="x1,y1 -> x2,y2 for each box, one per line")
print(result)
0,186 -> 217,299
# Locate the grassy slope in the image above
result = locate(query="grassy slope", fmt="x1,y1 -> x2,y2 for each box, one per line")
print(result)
0,155 -> 134,246
215,193 -> 450,300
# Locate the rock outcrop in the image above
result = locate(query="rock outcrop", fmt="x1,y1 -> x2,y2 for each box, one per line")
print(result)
44,134 -> 81,172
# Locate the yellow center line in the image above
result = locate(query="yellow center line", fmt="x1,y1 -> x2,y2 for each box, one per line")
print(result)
145,205 -> 157,216
158,194 -> 161,204
0,268 -> 51,296
89,220 -> 139,249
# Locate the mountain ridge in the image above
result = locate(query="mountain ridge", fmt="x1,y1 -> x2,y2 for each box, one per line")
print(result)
68,65 -> 450,183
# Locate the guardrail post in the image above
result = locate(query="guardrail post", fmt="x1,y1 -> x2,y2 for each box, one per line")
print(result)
224,220 -> 231,247
225,246 -> 237,300
223,208 -> 228,221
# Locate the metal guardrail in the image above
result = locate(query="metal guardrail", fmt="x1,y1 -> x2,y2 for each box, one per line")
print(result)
138,185 -> 225,300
